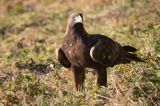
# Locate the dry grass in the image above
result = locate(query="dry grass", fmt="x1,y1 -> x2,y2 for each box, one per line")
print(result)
0,0 -> 160,105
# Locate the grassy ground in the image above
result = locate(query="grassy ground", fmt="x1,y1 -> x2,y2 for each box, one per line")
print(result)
0,0 -> 160,105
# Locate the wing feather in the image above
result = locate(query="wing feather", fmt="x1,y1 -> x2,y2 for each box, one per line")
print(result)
90,38 -> 121,66
57,48 -> 71,68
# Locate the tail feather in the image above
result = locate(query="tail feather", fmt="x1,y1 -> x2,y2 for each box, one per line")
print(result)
126,52 -> 143,62
123,46 -> 137,52
120,47 -> 143,64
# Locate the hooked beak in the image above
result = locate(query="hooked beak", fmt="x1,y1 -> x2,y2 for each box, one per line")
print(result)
74,15 -> 83,23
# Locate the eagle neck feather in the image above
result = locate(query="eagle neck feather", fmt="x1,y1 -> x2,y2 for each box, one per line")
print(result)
70,23 -> 88,40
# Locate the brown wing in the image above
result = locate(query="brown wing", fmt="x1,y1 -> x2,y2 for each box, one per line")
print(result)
90,38 -> 121,66
57,48 -> 71,68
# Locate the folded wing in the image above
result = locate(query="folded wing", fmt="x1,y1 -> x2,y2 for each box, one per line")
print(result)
57,48 -> 71,68
90,38 -> 121,66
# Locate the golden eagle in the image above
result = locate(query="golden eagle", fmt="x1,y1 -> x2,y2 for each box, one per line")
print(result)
57,13 -> 142,90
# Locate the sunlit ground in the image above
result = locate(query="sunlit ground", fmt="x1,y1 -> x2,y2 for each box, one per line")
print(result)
0,0 -> 160,105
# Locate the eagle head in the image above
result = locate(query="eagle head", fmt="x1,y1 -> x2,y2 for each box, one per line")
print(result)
70,13 -> 83,23
65,13 -> 86,35
67,13 -> 83,27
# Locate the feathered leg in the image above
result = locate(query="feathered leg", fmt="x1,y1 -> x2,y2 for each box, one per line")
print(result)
94,67 -> 107,86
71,66 -> 85,90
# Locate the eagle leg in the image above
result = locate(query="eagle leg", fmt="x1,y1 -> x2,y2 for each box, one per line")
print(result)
94,67 -> 107,86
71,66 -> 85,90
